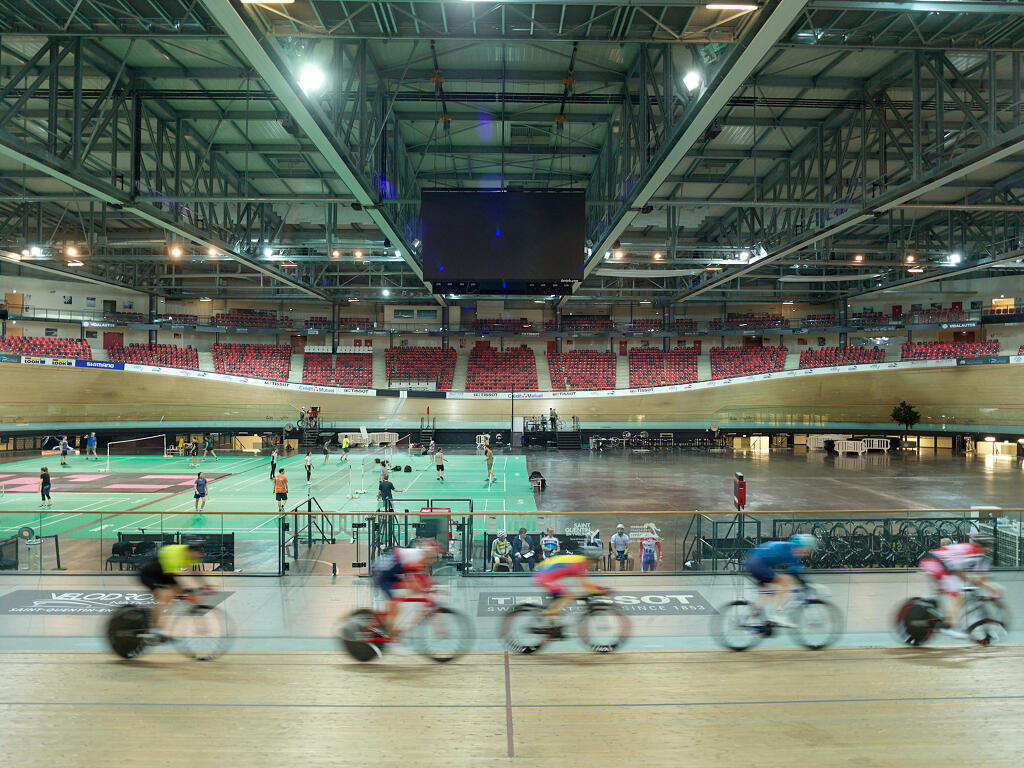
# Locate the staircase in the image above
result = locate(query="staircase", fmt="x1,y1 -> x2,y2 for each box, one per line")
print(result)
288,353 -> 304,383
615,354 -> 630,388
419,416 -> 437,444
556,431 -> 583,450
298,425 -> 320,449
784,351 -> 800,370
197,351 -> 214,372
372,346 -> 387,389
696,355 -> 712,382
535,350 -> 552,390
451,348 -> 469,390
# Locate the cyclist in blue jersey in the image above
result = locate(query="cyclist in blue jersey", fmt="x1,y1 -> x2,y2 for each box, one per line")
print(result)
742,534 -> 817,627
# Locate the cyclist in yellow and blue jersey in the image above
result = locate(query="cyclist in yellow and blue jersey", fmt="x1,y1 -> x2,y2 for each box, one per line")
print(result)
491,531 -> 514,571
137,543 -> 205,637
533,547 -> 605,625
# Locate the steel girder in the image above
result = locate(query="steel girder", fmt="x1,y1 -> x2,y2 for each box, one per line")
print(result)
673,48 -> 1024,302
579,1 -> 809,292
199,0 -> 425,290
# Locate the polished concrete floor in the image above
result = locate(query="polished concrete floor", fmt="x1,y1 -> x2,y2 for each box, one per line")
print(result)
525,447 -> 1024,513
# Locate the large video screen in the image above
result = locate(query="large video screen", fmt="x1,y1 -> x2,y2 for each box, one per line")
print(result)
421,191 -> 585,283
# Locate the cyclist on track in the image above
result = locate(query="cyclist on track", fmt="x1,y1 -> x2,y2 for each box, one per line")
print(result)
532,546 -> 605,634
741,534 -> 817,627
372,539 -> 443,638
491,531 -> 514,572
919,533 -> 1002,635
137,542 -> 205,639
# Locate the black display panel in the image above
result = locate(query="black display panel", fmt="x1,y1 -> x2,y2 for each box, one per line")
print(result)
421,191 -> 585,284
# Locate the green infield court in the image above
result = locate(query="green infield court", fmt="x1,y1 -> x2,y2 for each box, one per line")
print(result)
0,450 -> 539,572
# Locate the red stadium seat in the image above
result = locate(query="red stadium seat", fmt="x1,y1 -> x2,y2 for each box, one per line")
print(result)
211,343 -> 291,380
302,352 -> 372,387
0,335 -> 92,359
548,350 -> 615,390
385,347 -> 456,389
709,346 -> 788,379
108,343 -> 199,370
628,347 -> 665,387
467,347 -> 538,391
900,340 -> 999,360
799,346 -> 884,368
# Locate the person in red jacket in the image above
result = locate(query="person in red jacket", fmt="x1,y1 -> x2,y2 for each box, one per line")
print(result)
638,523 -> 662,572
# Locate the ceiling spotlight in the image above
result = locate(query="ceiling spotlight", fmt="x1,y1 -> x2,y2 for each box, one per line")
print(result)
66,246 -> 78,257
706,3 -> 759,10
905,254 -> 915,263
348,297 -> 360,302
200,297 -> 212,302
683,71 -> 702,92
394,249 -> 401,258
413,239 -> 421,248
613,251 -> 624,260
907,267 -> 925,273
949,253 -> 961,265
332,249 -> 341,258
170,245 -> 182,257
30,246 -> 41,257
263,247 -> 273,258
604,251 -> 611,260
382,288 -> 390,297
854,254 -> 863,262
21,249 -> 30,257
298,64 -> 326,94
653,252 -> 663,260
738,250 -> 750,261
782,300 -> 794,305
354,250 -> 363,258
66,260 -> 84,267
207,247 -> 217,257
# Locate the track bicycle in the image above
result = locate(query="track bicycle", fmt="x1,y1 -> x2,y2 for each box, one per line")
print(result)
106,588 -> 232,661
711,580 -> 843,651
338,588 -> 472,663
501,588 -> 631,654
894,584 -> 1009,647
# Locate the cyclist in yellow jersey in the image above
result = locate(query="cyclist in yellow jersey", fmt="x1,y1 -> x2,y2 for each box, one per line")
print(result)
491,531 -> 514,571
137,543 -> 205,637
533,547 -> 605,626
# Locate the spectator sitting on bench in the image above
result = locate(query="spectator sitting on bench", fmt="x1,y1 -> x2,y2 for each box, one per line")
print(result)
513,528 -> 536,572
610,524 -> 631,570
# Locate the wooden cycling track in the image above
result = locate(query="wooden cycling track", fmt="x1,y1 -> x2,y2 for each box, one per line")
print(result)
3,645 -> 1022,767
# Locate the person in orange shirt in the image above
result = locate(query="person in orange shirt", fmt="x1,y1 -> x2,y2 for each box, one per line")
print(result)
273,468 -> 289,512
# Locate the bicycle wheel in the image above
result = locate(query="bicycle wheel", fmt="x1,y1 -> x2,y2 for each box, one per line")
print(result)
577,604 -> 630,653
501,605 -> 549,654
710,600 -> 767,651
793,599 -> 843,650
338,608 -> 385,663
106,605 -> 150,659
168,601 -> 232,661
893,598 -> 939,646
408,606 -> 473,663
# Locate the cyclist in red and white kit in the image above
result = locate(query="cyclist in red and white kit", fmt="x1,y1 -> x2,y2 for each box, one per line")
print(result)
638,523 -> 662,572
919,533 -> 1002,633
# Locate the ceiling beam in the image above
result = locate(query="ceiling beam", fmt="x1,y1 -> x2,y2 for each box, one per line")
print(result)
575,0 -> 809,294
0,250 -> 150,293
199,0 -> 426,289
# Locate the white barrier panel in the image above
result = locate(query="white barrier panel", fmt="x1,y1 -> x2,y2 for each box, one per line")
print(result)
807,434 -> 851,451
863,438 -> 892,451
835,440 -> 868,455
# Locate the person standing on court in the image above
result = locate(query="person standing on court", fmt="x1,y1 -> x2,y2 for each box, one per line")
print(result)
484,445 -> 496,484
38,466 -> 52,509
194,472 -> 208,513
425,438 -> 436,468
549,408 -> 557,432
85,432 -> 98,461
273,468 -> 289,513
269,446 -> 279,480
189,439 -> 199,468
435,447 -> 449,482
59,435 -> 70,467
304,451 -> 313,485
341,435 -> 351,463
203,435 -> 217,462
322,439 -> 331,465
378,472 -> 402,513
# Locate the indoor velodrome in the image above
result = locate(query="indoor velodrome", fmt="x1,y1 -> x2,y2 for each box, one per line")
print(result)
6,2 -> 1024,767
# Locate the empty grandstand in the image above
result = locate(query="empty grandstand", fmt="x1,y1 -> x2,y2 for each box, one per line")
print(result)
710,346 -> 788,378
548,350 -> 615,390
466,346 -> 538,391
211,343 -> 290,380
108,343 -> 199,370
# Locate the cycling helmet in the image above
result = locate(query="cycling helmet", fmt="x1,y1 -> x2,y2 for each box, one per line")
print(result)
969,532 -> 994,547
580,544 -> 603,560
497,530 -> 507,540
616,524 -> 625,531
790,533 -> 817,552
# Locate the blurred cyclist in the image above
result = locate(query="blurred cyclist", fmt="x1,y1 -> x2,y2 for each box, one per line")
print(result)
532,546 -> 605,634
491,531 -> 514,572
742,534 -> 817,627
919,533 -> 1002,635
137,542 -> 205,638
372,538 -> 442,637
